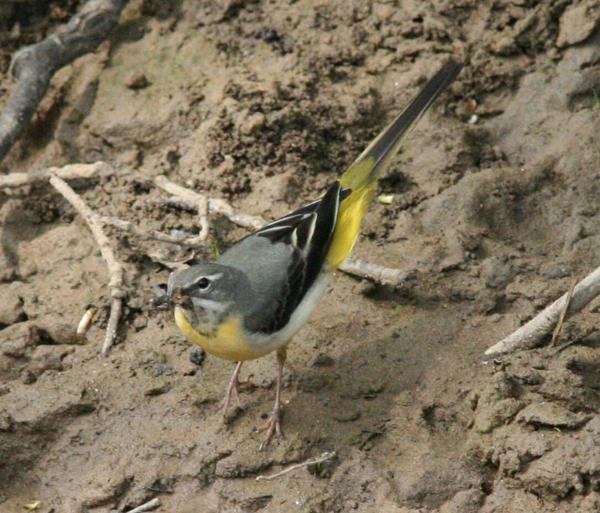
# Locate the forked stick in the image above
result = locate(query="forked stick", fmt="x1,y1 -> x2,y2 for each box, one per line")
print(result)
49,175 -> 125,355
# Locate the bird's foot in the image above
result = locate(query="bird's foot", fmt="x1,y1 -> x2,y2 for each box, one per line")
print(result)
259,409 -> 283,450
222,363 -> 254,419
221,386 -> 241,418
222,378 -> 256,420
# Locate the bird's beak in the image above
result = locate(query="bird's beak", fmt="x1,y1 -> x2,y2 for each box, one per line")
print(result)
170,288 -> 193,309
151,285 -> 193,310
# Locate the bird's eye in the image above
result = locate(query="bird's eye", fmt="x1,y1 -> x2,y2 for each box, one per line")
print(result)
196,277 -> 211,290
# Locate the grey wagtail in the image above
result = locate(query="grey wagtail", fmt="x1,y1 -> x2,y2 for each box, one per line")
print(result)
162,60 -> 462,447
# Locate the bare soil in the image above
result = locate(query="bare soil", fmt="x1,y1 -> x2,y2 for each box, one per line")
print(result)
1,1 -> 600,512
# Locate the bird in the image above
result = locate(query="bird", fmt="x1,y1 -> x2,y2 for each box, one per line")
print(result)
162,60 -> 462,448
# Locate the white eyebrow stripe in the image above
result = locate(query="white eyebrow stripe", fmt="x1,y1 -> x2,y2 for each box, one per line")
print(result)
192,272 -> 223,285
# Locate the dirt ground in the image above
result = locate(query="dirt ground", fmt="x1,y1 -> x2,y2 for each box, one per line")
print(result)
1,1 -> 600,512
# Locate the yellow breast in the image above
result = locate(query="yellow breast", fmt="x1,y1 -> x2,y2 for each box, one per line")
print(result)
174,307 -> 262,361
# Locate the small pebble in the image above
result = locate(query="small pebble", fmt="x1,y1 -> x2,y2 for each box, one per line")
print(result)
144,381 -> 172,396
20,369 -> 36,384
190,348 -> 206,366
133,316 -> 148,331
125,71 -> 149,89
312,354 -> 334,367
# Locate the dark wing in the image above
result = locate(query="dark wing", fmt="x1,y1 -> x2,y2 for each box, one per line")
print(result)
247,185 -> 349,244
237,182 -> 349,334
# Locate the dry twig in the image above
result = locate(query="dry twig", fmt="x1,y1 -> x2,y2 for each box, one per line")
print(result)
550,278 -> 577,346
338,258 -> 411,286
49,175 -> 125,355
154,175 -> 212,243
485,265 -> 600,357
0,161 -> 113,189
125,498 -> 161,513
153,176 -> 409,285
150,193 -> 266,231
0,0 -> 126,161
98,215 -> 199,246
154,175 -> 267,230
255,451 -> 336,481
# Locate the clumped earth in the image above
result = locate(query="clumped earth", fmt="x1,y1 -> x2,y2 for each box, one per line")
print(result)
1,1 -> 600,512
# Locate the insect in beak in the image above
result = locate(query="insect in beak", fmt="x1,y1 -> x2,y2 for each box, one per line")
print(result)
170,288 -> 193,309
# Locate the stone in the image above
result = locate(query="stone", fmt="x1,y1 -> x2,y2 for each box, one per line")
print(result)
482,257 -> 515,289
311,354 -> 334,367
125,71 -> 149,89
517,402 -> 590,429
474,398 -> 523,433
240,112 -> 265,135
0,287 -> 24,326
35,316 -> 80,345
556,1 -> 600,48
0,322 -> 39,358
132,316 -> 148,331
29,345 -> 74,377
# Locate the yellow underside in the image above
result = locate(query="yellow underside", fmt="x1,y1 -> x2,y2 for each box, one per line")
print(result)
174,307 -> 260,361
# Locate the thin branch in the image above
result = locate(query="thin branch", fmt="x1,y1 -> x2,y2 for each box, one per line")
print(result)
484,265 -> 600,357
255,451 -> 336,481
0,0 -> 126,162
49,175 -> 125,356
197,192 -> 209,243
154,175 -> 211,242
339,258 -> 412,286
550,278 -> 577,346
152,177 -> 407,285
154,175 -> 265,230
98,215 -> 199,246
151,193 -> 266,231
125,498 -> 161,513
0,161 -> 113,189
208,196 -> 265,230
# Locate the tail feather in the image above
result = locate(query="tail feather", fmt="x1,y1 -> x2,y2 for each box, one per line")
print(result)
340,59 -> 463,191
328,59 -> 462,268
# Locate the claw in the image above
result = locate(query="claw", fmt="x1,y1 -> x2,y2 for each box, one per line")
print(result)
260,410 -> 283,450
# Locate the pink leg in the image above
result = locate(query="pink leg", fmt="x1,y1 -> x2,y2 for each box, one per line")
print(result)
260,347 -> 286,449
222,361 -> 244,417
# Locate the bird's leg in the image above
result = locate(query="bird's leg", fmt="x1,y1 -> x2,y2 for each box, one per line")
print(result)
260,347 -> 286,449
222,361 -> 244,417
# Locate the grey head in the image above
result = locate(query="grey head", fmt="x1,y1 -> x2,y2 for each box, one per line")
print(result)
167,263 -> 253,333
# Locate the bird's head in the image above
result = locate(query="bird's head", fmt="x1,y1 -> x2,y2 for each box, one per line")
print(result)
163,263 -> 251,332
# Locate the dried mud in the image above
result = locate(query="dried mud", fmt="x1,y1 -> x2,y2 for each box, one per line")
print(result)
1,1 -> 600,512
